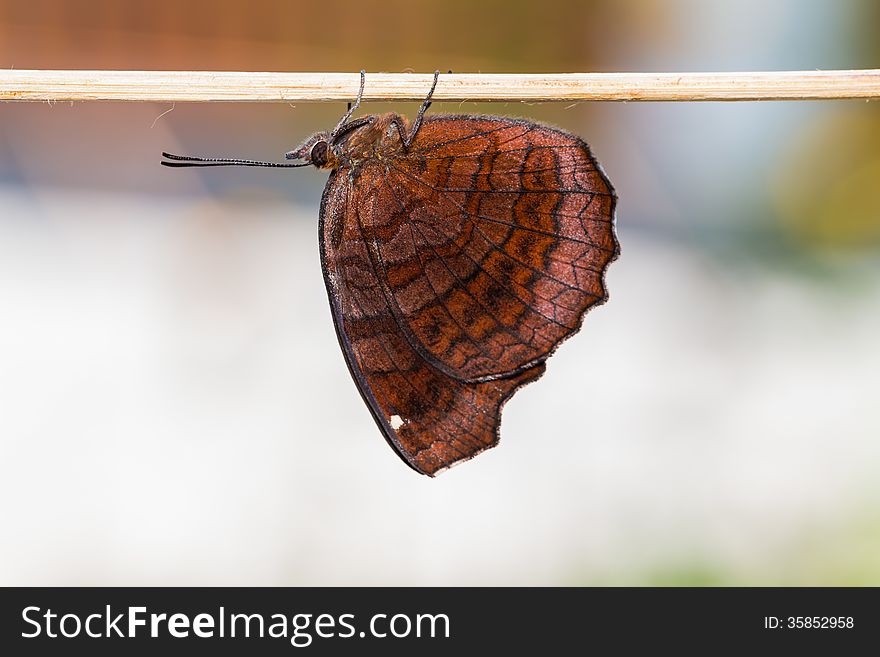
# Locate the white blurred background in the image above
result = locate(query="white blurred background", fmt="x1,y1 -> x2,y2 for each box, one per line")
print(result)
1,0 -> 878,585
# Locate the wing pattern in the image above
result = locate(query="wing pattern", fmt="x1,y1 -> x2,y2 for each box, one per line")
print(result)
320,115 -> 617,475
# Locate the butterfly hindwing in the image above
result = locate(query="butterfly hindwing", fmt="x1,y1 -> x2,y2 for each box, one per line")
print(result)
320,170 -> 546,475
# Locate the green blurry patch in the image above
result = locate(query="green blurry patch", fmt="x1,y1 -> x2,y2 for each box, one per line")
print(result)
772,106 -> 880,252
572,510 -> 880,586
776,512 -> 880,586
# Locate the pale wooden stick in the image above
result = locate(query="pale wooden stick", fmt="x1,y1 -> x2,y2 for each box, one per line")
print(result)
1,70 -> 879,103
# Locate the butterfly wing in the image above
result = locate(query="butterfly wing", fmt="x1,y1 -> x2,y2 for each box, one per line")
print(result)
320,169 -> 545,476
369,115 -> 618,382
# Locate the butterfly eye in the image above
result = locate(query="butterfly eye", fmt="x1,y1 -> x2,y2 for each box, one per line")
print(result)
310,140 -> 329,167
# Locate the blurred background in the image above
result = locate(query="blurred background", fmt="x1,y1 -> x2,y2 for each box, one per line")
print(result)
1,0 -> 878,585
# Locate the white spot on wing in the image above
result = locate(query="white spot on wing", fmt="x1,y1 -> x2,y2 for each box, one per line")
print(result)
389,415 -> 404,430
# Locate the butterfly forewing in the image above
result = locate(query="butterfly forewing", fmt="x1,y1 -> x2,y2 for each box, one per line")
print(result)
376,116 -> 617,382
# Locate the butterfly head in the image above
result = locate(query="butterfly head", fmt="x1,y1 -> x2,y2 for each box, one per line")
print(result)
285,132 -> 339,170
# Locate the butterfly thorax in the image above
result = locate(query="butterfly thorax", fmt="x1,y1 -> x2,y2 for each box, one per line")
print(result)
338,113 -> 409,172
286,113 -> 412,174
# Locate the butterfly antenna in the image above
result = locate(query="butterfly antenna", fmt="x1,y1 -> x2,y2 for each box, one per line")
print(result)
161,152 -> 311,168
404,70 -> 440,148
331,70 -> 366,139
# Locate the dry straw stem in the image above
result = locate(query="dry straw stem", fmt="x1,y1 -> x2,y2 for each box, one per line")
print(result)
1,70 -> 879,103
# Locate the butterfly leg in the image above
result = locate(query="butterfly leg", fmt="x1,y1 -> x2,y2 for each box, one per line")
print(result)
403,70 -> 440,149
331,69 -> 366,139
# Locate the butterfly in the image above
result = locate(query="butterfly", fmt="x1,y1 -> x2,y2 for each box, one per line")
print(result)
162,71 -> 618,476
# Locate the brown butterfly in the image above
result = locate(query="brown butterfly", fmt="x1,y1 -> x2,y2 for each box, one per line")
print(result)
162,71 -> 618,476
